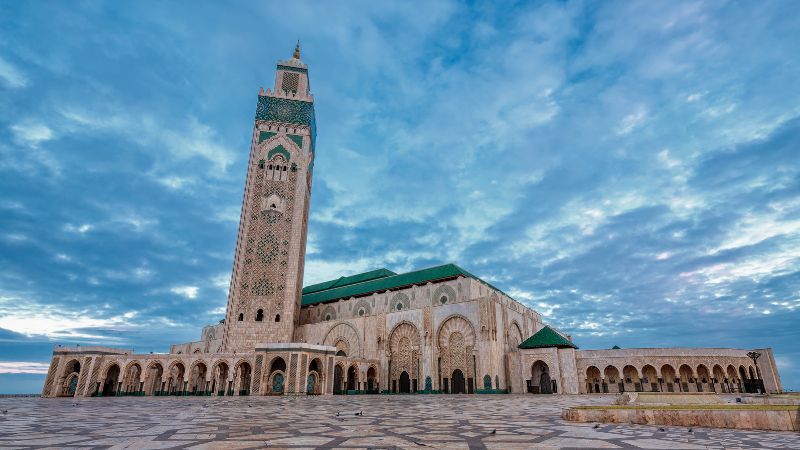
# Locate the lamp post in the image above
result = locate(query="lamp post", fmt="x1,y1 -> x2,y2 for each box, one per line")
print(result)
746,351 -> 763,394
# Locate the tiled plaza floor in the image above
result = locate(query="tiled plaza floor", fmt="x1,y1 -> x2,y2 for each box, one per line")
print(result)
0,394 -> 798,449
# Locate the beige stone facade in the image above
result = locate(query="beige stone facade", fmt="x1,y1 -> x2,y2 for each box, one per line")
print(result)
41,46 -> 783,398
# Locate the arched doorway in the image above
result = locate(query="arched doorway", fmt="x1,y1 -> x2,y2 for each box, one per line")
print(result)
347,365 -> 358,391
268,357 -> 286,395
236,361 -> 251,395
333,364 -> 344,394
678,364 -> 694,392
123,362 -> 142,394
713,365 -> 726,393
59,359 -> 81,397
661,365 -> 677,392
451,369 -> 466,394
366,366 -> 377,393
642,365 -> 658,392
167,362 -> 186,395
696,365 -> 710,392
388,322 -> 421,394
623,365 -> 640,392
307,358 -> 323,395
102,364 -> 120,396
586,366 -> 601,393
399,371 -> 411,393
189,362 -> 207,394
145,362 -> 164,395
604,366 -> 621,393
530,361 -> 552,394
212,361 -> 229,395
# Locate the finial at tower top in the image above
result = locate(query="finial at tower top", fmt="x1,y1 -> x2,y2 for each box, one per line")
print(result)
293,40 -> 301,59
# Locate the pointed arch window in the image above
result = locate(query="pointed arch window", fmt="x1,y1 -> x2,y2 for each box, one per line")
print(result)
266,155 -> 288,181
256,309 -> 264,322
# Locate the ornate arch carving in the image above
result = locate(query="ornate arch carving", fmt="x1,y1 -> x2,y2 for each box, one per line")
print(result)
437,315 -> 476,349
321,305 -> 337,321
432,284 -> 456,306
507,320 -> 523,352
388,321 -> 421,380
390,292 -> 411,311
352,298 -> 372,317
323,322 -> 361,358
437,315 -> 476,380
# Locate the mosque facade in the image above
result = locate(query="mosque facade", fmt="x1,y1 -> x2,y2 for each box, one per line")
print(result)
42,46 -> 783,398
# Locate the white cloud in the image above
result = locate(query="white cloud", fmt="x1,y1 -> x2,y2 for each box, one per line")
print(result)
0,362 -> 50,374
10,123 -> 53,146
211,273 -> 231,291
157,176 -> 193,190
0,295 -> 132,339
58,108 -> 235,173
615,106 -> 648,135
0,56 -> 27,88
170,285 -> 199,299
63,223 -> 93,234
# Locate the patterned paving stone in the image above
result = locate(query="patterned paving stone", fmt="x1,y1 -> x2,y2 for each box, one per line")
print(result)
0,394 -> 798,449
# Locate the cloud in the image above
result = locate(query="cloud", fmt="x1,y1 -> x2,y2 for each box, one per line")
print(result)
10,123 -> 53,146
0,56 -> 27,88
0,362 -> 50,374
63,223 -> 93,234
616,106 -> 648,135
170,286 -> 199,299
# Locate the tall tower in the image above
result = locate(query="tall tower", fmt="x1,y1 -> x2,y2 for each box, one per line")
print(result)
221,43 -> 316,352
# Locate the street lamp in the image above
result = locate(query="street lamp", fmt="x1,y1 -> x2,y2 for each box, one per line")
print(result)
746,351 -> 763,394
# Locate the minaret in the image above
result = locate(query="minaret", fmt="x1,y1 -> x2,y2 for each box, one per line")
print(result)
221,43 -> 316,352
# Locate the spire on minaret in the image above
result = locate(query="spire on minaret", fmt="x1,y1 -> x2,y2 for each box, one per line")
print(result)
293,40 -> 301,59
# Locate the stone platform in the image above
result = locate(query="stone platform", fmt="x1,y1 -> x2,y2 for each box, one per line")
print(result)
1,395 -> 799,449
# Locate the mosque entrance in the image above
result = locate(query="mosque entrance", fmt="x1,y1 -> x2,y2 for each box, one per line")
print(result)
399,371 -> 411,393
451,369 -> 466,394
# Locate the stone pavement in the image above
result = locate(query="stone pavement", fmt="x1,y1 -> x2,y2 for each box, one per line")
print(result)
0,394 -> 798,449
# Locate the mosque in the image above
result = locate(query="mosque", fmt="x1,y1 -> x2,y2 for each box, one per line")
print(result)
42,45 -> 783,398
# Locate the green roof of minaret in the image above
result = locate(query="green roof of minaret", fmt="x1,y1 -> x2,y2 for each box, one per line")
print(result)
518,325 -> 578,349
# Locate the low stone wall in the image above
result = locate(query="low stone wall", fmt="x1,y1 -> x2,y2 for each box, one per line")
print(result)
739,395 -> 800,405
616,392 -> 723,405
563,407 -> 799,432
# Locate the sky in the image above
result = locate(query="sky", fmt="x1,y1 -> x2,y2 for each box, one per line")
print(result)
0,1 -> 798,394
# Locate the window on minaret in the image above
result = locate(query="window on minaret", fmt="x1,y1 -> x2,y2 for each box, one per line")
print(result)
256,309 -> 264,322
281,72 -> 299,95
266,156 -> 288,181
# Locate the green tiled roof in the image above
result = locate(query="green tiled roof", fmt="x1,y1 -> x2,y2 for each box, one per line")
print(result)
301,263 -> 496,307
518,326 -> 577,349
303,268 -> 397,295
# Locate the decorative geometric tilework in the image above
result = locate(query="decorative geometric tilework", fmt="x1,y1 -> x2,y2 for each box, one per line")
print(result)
287,134 -> 303,148
256,234 -> 279,264
432,284 -> 456,306
255,96 -> 316,142
281,72 -> 299,94
288,354 -> 298,392
390,292 -> 411,311
268,145 -> 290,161
277,64 -> 308,74
252,355 -> 263,393
258,131 -> 277,143
42,358 -> 59,397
